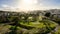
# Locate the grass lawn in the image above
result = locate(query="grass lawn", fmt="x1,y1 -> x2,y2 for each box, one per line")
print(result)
20,20 -> 57,28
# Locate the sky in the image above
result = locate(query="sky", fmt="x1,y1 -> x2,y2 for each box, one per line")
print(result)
0,0 -> 60,11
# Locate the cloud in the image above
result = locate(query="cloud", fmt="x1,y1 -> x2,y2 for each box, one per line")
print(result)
14,0 -> 60,11
1,4 -> 16,11
16,0 -> 43,11
2,4 -> 9,8
0,0 -> 60,11
0,8 -> 2,10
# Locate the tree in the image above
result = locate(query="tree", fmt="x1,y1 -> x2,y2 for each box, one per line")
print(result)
45,12 -> 51,17
24,13 -> 29,24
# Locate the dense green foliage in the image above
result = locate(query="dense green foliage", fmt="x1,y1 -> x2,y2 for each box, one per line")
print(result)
6,19 -> 57,34
45,12 -> 51,17
0,11 -> 59,34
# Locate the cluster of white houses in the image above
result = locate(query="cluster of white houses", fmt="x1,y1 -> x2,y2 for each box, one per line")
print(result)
0,11 -> 44,22
50,9 -> 60,18
43,9 -> 60,21
0,11 -> 43,16
0,9 -> 60,23
0,9 -> 60,18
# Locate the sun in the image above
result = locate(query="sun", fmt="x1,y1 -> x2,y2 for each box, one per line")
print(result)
22,0 -> 33,4
17,0 -> 39,11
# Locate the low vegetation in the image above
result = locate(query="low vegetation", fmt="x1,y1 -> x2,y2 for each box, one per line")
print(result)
0,11 -> 59,34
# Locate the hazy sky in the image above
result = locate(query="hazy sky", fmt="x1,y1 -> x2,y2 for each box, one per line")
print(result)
0,0 -> 60,11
